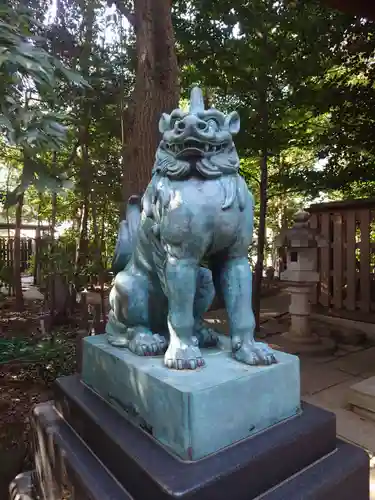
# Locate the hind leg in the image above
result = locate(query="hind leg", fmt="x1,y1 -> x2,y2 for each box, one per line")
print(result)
193,267 -> 218,348
106,268 -> 167,356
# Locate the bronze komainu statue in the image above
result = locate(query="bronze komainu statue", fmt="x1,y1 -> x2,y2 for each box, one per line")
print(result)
106,87 -> 276,370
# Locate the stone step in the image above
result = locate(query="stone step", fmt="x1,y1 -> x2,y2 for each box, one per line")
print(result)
260,440 -> 369,500
9,471 -> 34,500
53,374 -> 337,500
31,402 -> 133,500
81,334 -> 301,460
348,377 -> 375,422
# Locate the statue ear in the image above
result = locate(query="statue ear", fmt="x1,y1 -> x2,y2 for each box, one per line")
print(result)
159,113 -> 171,133
225,111 -> 240,135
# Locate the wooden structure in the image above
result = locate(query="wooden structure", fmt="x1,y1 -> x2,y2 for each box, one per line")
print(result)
0,224 -> 50,291
0,237 -> 33,272
308,198 -> 375,320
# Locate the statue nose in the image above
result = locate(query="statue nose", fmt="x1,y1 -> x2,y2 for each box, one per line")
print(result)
175,116 -> 208,134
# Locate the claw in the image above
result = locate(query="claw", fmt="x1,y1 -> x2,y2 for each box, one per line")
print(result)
233,340 -> 277,367
164,343 -> 205,370
194,324 -> 219,348
127,331 -> 168,357
189,359 -> 196,369
197,358 -> 205,367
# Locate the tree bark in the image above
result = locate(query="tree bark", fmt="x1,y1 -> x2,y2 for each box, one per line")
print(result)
34,192 -> 42,286
14,192 -> 24,311
75,3 -> 94,280
49,188 -> 57,324
121,0 -> 179,204
253,88 -> 269,332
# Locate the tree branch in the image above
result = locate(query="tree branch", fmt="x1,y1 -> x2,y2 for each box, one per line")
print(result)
63,141 -> 80,170
108,0 -> 136,28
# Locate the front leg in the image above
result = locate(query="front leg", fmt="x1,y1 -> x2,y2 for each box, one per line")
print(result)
218,256 -> 276,366
164,256 -> 204,370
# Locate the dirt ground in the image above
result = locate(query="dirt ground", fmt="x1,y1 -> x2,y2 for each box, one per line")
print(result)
0,297 -> 79,496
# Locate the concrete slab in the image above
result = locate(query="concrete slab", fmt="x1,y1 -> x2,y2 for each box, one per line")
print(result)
330,346 -> 375,378
300,363 -> 354,396
303,377 -> 363,409
348,376 -> 375,417
82,334 -> 301,461
304,383 -> 375,453
335,409 -> 375,453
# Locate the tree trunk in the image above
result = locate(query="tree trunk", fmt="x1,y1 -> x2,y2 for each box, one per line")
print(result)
75,193 -> 90,287
49,189 -> 57,324
91,193 -> 101,286
120,0 -> 179,204
34,193 -> 42,286
14,193 -> 24,311
51,191 -> 57,240
253,89 -> 269,332
75,2 -> 94,283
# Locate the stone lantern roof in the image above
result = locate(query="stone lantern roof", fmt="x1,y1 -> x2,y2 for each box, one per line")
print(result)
276,210 -> 327,249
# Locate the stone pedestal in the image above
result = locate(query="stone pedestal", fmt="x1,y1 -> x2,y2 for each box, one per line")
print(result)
11,374 -> 369,499
277,210 -> 336,355
282,282 -> 335,356
348,376 -> 375,422
10,333 -> 370,500
82,335 -> 300,460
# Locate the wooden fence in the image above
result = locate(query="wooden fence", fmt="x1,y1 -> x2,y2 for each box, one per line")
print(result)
308,198 -> 375,319
0,238 -> 34,272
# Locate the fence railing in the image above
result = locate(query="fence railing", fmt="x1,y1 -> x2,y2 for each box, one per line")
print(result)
308,198 -> 375,317
0,237 -> 34,277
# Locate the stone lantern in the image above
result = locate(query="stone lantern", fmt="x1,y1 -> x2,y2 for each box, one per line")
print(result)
276,210 -> 335,354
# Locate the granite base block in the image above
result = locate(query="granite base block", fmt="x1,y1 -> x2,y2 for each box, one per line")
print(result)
262,440 -> 369,500
54,374 -> 337,500
30,402 -> 132,500
19,376 -> 368,500
82,334 -> 301,460
9,472 -> 34,500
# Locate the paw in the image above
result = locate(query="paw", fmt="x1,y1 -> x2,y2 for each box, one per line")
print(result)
106,318 -> 129,347
194,321 -> 219,348
232,338 -> 277,366
107,334 -> 129,348
128,330 -> 167,356
164,342 -> 205,370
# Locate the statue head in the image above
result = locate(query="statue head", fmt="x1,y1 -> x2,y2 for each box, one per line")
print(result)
154,87 -> 241,179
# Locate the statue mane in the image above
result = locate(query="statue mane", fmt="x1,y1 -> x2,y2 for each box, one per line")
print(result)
142,88 -> 246,224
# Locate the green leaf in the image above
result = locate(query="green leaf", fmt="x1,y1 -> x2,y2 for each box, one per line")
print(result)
0,113 -> 14,131
4,184 -> 25,208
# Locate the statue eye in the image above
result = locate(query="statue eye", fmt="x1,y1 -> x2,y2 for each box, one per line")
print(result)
207,119 -> 218,131
170,118 -> 177,129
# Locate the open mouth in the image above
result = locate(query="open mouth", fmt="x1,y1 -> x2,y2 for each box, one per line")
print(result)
165,139 -> 227,156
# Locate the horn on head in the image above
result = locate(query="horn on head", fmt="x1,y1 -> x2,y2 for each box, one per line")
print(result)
189,87 -> 205,114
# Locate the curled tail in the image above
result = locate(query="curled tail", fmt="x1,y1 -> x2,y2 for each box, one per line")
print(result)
112,195 -> 142,274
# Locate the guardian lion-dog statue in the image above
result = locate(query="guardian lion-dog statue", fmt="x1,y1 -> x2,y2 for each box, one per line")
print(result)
106,87 -> 276,370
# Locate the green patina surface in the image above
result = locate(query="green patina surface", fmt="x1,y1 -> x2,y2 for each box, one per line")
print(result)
106,87 -> 277,370
82,335 -> 300,461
